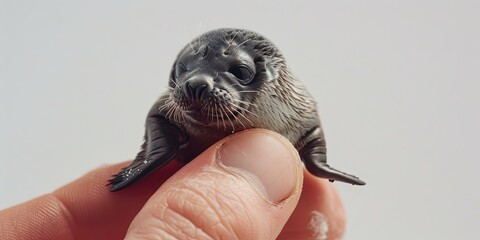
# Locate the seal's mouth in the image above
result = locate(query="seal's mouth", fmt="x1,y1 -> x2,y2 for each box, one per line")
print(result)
181,105 -> 240,126
183,109 -> 210,125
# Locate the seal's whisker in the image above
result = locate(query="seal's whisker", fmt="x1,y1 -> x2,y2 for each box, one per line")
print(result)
222,105 -> 236,132
232,90 -> 260,94
177,107 -> 183,123
230,103 -> 254,126
174,112 -> 179,123
166,103 -> 177,121
231,98 -> 258,107
227,86 -> 261,95
235,107 -> 258,119
180,108 -> 187,123
226,107 -> 238,132
214,103 -> 220,128
230,30 -> 240,44
217,105 -> 225,130
224,30 -> 241,54
164,103 -> 172,118
204,103 -> 211,122
230,100 -> 259,118
158,100 -> 170,113
163,84 -> 175,91
172,109 -> 177,123
169,78 -> 181,88
229,106 -> 247,130
215,103 -> 224,131
209,103 -> 215,123
233,105 -> 255,124
204,103 -> 210,122
159,103 -> 171,115
210,104 -> 215,122
188,41 -> 194,52
219,106 -> 227,131
234,38 -> 251,51
171,105 -> 178,123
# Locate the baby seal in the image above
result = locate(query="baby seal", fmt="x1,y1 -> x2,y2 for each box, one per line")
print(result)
108,28 -> 365,191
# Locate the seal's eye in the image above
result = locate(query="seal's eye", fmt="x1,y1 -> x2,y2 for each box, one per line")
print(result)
229,65 -> 254,84
175,63 -> 188,78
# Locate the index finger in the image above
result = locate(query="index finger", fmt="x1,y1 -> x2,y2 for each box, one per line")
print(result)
0,161 -> 182,240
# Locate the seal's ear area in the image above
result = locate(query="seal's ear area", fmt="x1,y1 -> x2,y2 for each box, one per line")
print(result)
108,116 -> 181,192
255,56 -> 279,82
265,61 -> 279,82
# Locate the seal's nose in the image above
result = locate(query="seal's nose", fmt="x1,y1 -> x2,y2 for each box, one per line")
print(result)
183,77 -> 211,102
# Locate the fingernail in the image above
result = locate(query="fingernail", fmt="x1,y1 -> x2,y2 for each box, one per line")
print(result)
217,130 -> 300,203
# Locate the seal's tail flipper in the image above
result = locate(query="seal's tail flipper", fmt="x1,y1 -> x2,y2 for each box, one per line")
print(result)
300,137 -> 365,185
107,116 -> 182,192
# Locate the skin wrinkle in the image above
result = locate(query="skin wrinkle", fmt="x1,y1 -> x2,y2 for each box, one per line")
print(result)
141,186 -> 221,239
178,176 -> 229,234
212,181 -> 254,240
40,197 -> 66,238
10,202 -> 24,240
52,227 -> 70,240
1,194 -> 76,240
166,188 -> 219,239
184,170 -> 231,216
10,204 -> 22,239
162,204 -> 213,240
55,173 -> 98,221
128,209 -> 178,240
47,195 -> 76,240
136,163 -> 281,240
204,171 -> 251,235
165,179 -> 239,239
189,166 -> 255,238
202,166 -> 258,239
138,226 -> 177,240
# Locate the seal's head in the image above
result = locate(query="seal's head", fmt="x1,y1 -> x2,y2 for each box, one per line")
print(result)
163,28 -> 317,140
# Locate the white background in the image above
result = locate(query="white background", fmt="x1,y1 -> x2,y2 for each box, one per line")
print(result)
1,1 -> 479,239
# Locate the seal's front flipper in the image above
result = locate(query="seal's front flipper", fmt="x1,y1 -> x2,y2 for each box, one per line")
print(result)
300,130 -> 365,185
108,115 -> 182,192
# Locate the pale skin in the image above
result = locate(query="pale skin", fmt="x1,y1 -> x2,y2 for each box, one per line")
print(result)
0,129 -> 345,239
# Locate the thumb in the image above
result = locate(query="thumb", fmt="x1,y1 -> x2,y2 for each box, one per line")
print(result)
125,129 -> 304,240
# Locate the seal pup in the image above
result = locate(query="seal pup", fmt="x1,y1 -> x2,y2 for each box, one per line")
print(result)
108,28 -> 365,191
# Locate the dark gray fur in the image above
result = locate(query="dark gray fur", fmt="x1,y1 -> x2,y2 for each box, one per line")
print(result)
108,28 -> 365,191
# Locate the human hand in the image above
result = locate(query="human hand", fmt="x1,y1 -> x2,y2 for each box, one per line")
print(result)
0,129 -> 345,239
